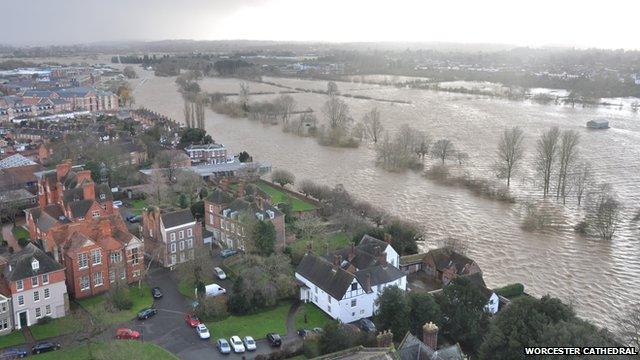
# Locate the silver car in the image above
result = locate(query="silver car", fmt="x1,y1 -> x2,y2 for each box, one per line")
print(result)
243,336 -> 257,351
216,338 -> 231,354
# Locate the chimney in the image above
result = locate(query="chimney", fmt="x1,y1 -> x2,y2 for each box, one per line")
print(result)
348,243 -> 356,262
364,272 -> 372,293
82,182 -> 95,201
422,322 -> 438,350
376,330 -> 394,348
100,220 -> 111,237
76,170 -> 92,184
56,159 -> 72,180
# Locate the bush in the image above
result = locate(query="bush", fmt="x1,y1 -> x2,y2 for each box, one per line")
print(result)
37,316 -> 53,325
194,296 -> 228,321
108,283 -> 133,311
303,338 -> 321,359
494,283 -> 525,299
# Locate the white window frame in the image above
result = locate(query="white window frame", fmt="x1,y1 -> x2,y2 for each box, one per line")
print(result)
80,276 -> 90,291
92,210 -> 100,218
45,305 -> 51,316
170,233 -> 176,241
179,230 -> 184,239
109,270 -> 115,283
93,272 -> 103,287
42,273 -> 49,285
35,307 -> 41,319
78,253 -> 88,269
44,288 -> 50,299
16,280 -> 23,291
17,295 -> 24,306
33,291 -> 39,302
91,249 -> 102,265
110,251 -> 122,263
170,242 -> 176,253
120,269 -> 126,280
187,238 -> 193,249
31,276 -> 38,288
179,241 -> 185,251
187,228 -> 193,237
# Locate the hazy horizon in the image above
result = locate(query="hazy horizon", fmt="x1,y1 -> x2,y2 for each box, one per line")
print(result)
2,0 -> 639,50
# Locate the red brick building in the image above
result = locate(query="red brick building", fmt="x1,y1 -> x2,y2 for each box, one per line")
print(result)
24,160 -> 144,299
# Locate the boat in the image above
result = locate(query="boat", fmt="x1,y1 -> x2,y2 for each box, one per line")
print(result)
586,119 -> 609,129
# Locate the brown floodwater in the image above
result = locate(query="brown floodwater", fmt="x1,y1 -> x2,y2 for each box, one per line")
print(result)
131,69 -> 640,329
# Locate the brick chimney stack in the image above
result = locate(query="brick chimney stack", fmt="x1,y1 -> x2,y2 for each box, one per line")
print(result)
76,170 -> 92,184
422,322 -> 438,350
348,243 -> 356,262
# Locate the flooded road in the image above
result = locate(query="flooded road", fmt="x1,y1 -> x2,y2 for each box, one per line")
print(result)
132,69 -> 640,328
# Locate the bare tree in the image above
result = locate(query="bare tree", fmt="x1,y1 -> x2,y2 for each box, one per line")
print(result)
184,100 -> 193,128
496,126 -> 525,187
414,131 -> 431,160
535,127 -> 560,197
321,96 -> 351,131
586,183 -> 621,240
556,130 -> 580,203
375,125 -> 422,171
431,139 -> 456,164
615,303 -> 640,351
271,169 -> 295,188
239,82 -> 250,111
327,81 -> 339,96
571,161 -> 593,206
275,95 -> 296,127
173,169 -> 204,202
437,237 -> 469,255
363,108 -> 384,143
153,150 -> 189,183
176,251 -> 216,297
144,169 -> 170,206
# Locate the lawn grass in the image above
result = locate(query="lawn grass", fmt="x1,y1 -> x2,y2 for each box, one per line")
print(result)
0,330 -> 26,348
30,315 -> 82,340
255,182 -> 317,212
294,303 -> 333,330
291,232 -> 351,256
130,199 -> 148,216
77,284 -> 153,325
31,341 -> 178,359
12,226 -> 30,241
205,302 -> 290,340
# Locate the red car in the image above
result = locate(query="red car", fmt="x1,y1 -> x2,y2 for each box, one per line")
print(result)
115,328 -> 141,340
184,313 -> 201,327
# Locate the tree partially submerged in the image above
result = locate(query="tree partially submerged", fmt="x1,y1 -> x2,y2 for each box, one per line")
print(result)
271,169 -> 295,188
535,127 -> 560,197
495,126 -> 525,187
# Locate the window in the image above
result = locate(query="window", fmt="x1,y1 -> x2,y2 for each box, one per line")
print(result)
45,305 -> 51,315
179,230 -> 184,239
314,286 -> 318,294
131,248 -> 140,265
78,253 -> 88,269
31,276 -> 38,288
109,270 -> 115,283
120,270 -> 126,280
208,205 -> 213,212
92,210 -> 100,218
0,302 -> 6,313
170,233 -> 176,241
171,254 -> 177,265
16,280 -> 23,291
35,307 -> 41,318
32,259 -> 39,270
327,305 -> 331,313
33,291 -> 39,302
110,251 -> 122,263
91,249 -> 101,265
170,242 -> 176,253
327,294 -> 331,304
44,288 -> 50,299
93,272 -> 103,287
351,283 -> 357,291
187,228 -> 193,237
179,241 -> 185,251
0,319 -> 7,329
42,273 -> 49,285
17,295 -> 24,306
187,238 -> 193,249
351,299 -> 357,307
80,276 -> 90,291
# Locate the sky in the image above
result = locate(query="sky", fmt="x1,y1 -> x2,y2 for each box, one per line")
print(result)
2,0 -> 639,49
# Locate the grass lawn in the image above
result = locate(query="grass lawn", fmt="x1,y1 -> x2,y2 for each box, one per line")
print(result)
0,331 -> 26,348
291,232 -> 351,256
294,303 -> 333,331
178,274 -> 214,299
77,284 -> 153,325
30,316 -> 82,340
206,302 -> 290,340
12,226 -> 30,241
255,182 -> 317,212
32,341 -> 178,359
130,199 -> 148,215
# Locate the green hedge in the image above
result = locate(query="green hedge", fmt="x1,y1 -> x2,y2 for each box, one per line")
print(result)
494,283 -> 525,298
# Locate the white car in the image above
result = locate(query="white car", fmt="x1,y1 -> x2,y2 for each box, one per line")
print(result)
195,283 -> 226,298
196,324 -> 210,339
214,267 -> 227,280
229,335 -> 246,353
243,336 -> 256,351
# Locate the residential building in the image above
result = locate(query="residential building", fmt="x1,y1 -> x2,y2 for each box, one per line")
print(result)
24,160 -> 144,299
0,281 -> 13,335
397,324 -> 466,360
184,143 -> 228,165
295,235 -> 406,323
204,187 -> 285,250
142,208 -> 203,268
2,244 -> 69,329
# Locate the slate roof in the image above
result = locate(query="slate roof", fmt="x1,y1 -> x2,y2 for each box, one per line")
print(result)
397,332 -> 465,360
355,264 -> 406,287
296,254 -> 355,300
0,188 -> 36,204
427,248 -> 476,274
3,243 -> 63,282
68,199 -> 93,218
206,188 -> 234,205
0,154 -> 36,169
161,209 -> 195,229
0,164 -> 42,190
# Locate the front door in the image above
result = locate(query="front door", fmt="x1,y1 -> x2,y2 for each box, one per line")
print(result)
18,311 -> 28,328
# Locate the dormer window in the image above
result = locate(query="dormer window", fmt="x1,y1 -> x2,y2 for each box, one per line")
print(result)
99,193 -> 106,200
32,259 -> 39,271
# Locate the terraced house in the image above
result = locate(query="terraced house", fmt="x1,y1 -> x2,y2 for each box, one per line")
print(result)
142,208 -> 203,267
24,160 -> 144,299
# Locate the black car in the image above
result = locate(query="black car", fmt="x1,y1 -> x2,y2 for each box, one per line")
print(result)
31,341 -> 60,355
297,328 -> 312,338
137,307 -> 158,320
151,287 -> 163,299
0,347 -> 28,359
357,318 -> 376,333
266,333 -> 282,347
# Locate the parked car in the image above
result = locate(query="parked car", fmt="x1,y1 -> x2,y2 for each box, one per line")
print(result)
137,307 -> 158,320
297,328 -> 312,338
266,333 -> 282,347
127,215 -> 142,223
220,249 -> 238,258
31,342 -> 60,355
357,318 -> 376,333
229,336 -> 246,353
115,328 -> 140,340
151,287 -> 163,299
213,267 -> 227,280
312,327 -> 324,334
0,347 -> 28,359
184,313 -> 201,327
113,200 -> 123,208
195,324 -> 210,339
243,336 -> 257,351
216,338 -> 231,354
201,283 -> 226,297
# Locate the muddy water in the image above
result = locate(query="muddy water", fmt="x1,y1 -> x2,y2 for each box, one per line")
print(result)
132,69 -> 640,328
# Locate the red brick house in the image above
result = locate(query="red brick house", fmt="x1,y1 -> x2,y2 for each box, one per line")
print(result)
141,208 -> 203,268
184,143 -> 228,165
24,160 -> 144,299
421,248 -> 481,286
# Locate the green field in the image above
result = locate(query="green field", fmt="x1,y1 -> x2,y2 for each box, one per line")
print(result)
31,341 -> 178,359
30,316 -> 82,340
0,330 -> 26,348
294,303 -> 333,330
255,182 -> 317,212
205,302 -> 290,340
77,284 -> 153,324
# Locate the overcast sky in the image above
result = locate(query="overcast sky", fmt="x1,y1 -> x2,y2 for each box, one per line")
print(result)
2,0 -> 639,49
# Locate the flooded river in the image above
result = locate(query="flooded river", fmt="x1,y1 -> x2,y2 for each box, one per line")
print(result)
132,69 -> 640,329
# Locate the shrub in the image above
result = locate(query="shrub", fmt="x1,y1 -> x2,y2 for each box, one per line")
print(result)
194,296 -> 228,321
108,282 -> 133,311
303,338 -> 321,359
494,283 -> 525,299
37,316 -> 53,325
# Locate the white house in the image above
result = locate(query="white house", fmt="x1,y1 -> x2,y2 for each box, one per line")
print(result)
295,235 -> 407,323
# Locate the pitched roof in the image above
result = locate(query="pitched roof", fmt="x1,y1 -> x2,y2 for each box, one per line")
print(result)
427,248 -> 476,274
161,209 -> 195,229
397,332 -> 465,360
206,188 -> 234,204
355,264 -> 406,287
296,254 -> 355,300
0,154 -> 36,169
67,199 -> 93,218
3,243 -> 63,282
